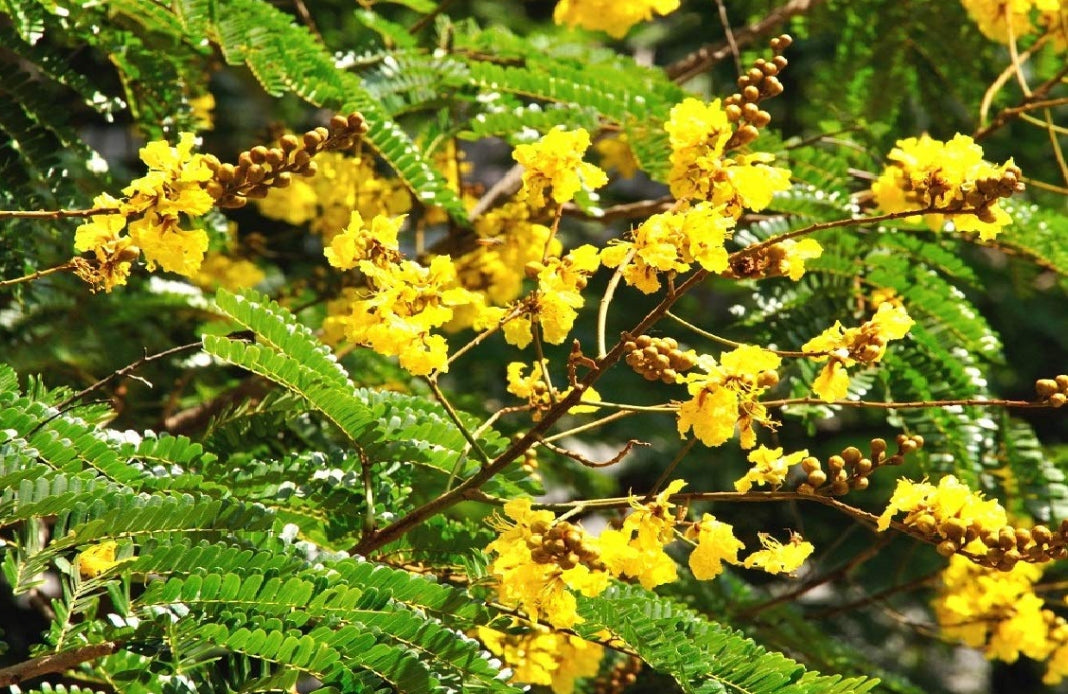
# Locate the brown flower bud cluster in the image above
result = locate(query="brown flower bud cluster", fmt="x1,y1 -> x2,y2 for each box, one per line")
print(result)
724,34 -> 791,150
963,521 -> 1068,570
1035,375 -> 1068,407
623,335 -> 697,384
527,518 -> 605,571
797,435 -> 924,496
203,113 -> 368,209
594,655 -> 643,694
918,161 -> 1024,223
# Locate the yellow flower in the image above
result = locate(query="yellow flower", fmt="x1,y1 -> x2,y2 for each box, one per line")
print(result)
553,0 -> 681,38
477,626 -> 604,694
594,133 -> 640,179
77,541 -> 120,578
507,244 -> 601,347
770,238 -> 823,281
601,203 -> 736,294
871,133 -> 1021,240
960,0 -> 1061,43
803,303 -> 914,402
513,128 -> 608,208
685,513 -> 744,580
129,212 -> 210,277
485,499 -> 610,629
876,475 -> 1009,541
193,253 -> 264,291
665,98 -> 791,214
506,361 -> 601,420
324,212 -> 404,270
332,255 -> 478,375
676,345 -> 781,448
742,531 -> 813,575
734,446 -> 808,493
125,132 -> 215,219
598,479 -> 686,589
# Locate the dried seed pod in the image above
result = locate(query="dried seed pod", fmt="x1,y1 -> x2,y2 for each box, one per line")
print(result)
936,540 -> 958,557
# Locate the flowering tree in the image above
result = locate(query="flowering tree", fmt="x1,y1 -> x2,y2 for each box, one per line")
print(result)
0,1 -> 1066,693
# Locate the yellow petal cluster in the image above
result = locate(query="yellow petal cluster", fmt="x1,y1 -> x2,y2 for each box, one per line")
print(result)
257,151 -> 411,240
741,531 -> 814,575
323,211 -> 404,271
876,475 -> 1009,540
734,446 -> 808,493
513,128 -> 608,209
676,345 -> 781,448
477,626 -> 603,694
600,202 -> 736,294
192,253 -> 264,291
77,541 -> 120,579
506,360 -> 601,420
505,244 -> 601,348
594,133 -> 640,179
960,0 -> 1066,46
802,303 -> 914,402
598,479 -> 686,589
871,133 -> 1021,239
486,499 -> 610,629
553,0 -> 681,38
686,513 -> 745,580
665,98 -> 791,215
73,133 -> 217,288
934,554 -> 1068,682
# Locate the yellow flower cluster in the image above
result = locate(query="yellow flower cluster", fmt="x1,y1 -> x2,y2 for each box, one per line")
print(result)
960,0 -> 1066,46
76,540 -> 121,579
665,98 -> 791,216
324,212 -> 482,375
506,360 -> 601,420
74,133 -> 216,291
871,133 -> 1023,239
594,133 -> 640,179
513,128 -> 607,210
741,532 -> 815,575
599,480 -> 687,589
486,498 -> 611,629
802,303 -> 915,402
934,554 -> 1068,684
734,445 -> 808,493
257,151 -> 411,240
877,475 -> 1008,555
676,345 -> 781,449
504,245 -> 601,347
600,202 -> 737,294
477,625 -> 603,694
685,513 -> 745,580
192,253 -> 264,292
553,0 -> 681,38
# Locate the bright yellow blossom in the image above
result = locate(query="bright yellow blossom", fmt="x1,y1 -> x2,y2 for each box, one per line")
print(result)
685,513 -> 744,580
871,133 -> 1021,240
601,203 -> 736,294
594,133 -> 640,179
506,360 -> 601,420
513,128 -> 608,209
553,0 -> 681,38
598,479 -> 686,589
665,98 -> 791,215
486,499 -> 610,629
324,211 -> 404,271
960,0 -> 1065,44
129,212 -> 210,276
193,253 -> 264,291
742,531 -> 814,575
505,244 -> 601,347
477,626 -> 604,694
676,345 -> 781,448
802,302 -> 914,402
734,446 -> 808,493
772,238 -> 823,280
77,541 -> 120,579
876,475 -> 1009,545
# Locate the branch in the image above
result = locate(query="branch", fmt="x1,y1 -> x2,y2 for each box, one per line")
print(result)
665,0 -> 825,83
0,262 -> 78,290
974,63 -> 1068,140
0,642 -> 121,687
0,206 -> 119,220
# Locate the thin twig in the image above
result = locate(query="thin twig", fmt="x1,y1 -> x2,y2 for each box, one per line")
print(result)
425,376 -> 492,468
666,0 -> 825,83
597,248 -> 634,358
712,0 -> 743,74
810,568 -> 941,620
644,437 -> 697,501
0,262 -> 78,290
0,642 -> 121,687
0,206 -> 118,220
761,396 -> 1047,410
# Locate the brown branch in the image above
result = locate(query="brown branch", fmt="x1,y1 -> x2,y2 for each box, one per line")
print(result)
761,396 -> 1048,410
666,0 -> 825,83
0,207 -> 119,220
974,63 -> 1068,141
162,375 -> 272,435
539,437 -> 650,468
0,262 -> 78,290
562,196 -> 675,223
0,642 -> 121,687
809,568 -> 941,620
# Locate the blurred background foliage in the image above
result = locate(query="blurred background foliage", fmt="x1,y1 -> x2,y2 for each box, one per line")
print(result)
0,0 -> 1066,692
